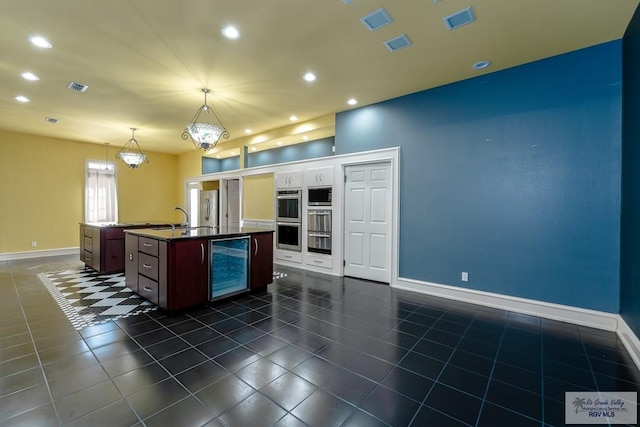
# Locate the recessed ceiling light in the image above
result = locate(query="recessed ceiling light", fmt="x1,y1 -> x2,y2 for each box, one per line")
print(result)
303,72 -> 316,82
221,26 -> 240,39
289,116 -> 298,122
277,141 -> 282,146
216,155 -> 221,159
361,7 -> 393,31
251,147 -> 257,151
443,7 -> 476,30
15,95 -> 30,103
302,136 -> 308,141
21,72 -> 39,81
244,129 -> 253,134
347,98 -> 358,106
473,60 -> 491,70
29,35 -> 52,49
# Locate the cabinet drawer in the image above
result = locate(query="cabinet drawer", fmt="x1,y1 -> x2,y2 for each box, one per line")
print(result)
139,237 -> 159,256
138,253 -> 159,280
275,249 -> 302,264
305,254 -> 332,269
84,227 -> 93,238
84,237 -> 93,252
83,250 -> 93,264
138,274 -> 159,305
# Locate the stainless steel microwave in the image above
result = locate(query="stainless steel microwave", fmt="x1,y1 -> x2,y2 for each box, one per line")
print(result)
308,187 -> 332,206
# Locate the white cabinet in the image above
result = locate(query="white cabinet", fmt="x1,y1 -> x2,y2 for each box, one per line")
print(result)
275,249 -> 302,264
305,166 -> 333,187
305,253 -> 333,270
275,170 -> 303,189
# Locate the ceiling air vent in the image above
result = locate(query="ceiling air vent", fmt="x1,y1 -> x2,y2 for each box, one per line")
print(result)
361,7 -> 393,31
45,117 -> 59,124
384,34 -> 412,52
67,81 -> 88,92
443,7 -> 475,30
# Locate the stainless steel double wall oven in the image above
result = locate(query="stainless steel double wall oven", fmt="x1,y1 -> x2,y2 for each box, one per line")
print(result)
276,189 -> 302,251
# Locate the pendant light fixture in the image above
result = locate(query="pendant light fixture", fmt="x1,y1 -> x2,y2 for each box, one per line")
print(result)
116,128 -> 148,169
182,88 -> 229,151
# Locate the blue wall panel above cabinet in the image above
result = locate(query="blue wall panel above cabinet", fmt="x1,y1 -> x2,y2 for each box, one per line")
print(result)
248,137 -> 334,168
336,41 -> 622,313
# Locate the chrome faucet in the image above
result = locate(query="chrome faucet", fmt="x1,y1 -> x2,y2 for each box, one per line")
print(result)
174,206 -> 190,227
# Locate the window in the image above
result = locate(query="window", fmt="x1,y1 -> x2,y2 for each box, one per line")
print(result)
85,160 -> 118,223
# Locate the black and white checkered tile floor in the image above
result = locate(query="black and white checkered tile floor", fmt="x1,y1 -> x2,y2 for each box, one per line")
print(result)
37,268 -> 157,330
38,267 -> 289,330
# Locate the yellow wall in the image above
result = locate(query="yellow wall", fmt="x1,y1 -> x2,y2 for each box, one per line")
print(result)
118,150 -> 180,223
242,173 -> 274,220
202,181 -> 220,191
0,130 -> 180,254
176,150 -> 203,207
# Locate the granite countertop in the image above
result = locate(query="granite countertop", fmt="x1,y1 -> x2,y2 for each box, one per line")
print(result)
81,221 -> 177,228
124,226 -> 274,241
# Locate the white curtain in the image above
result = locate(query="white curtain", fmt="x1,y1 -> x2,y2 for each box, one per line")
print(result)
85,162 -> 118,223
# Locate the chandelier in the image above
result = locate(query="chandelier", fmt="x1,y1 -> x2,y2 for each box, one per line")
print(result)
182,88 -> 229,151
116,128 -> 148,169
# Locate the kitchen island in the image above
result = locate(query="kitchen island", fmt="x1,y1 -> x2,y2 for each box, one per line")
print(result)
124,227 -> 274,312
79,222 -> 177,273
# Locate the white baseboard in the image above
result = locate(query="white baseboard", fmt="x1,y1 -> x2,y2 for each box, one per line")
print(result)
0,247 -> 79,262
393,277 -> 619,331
617,316 -> 640,369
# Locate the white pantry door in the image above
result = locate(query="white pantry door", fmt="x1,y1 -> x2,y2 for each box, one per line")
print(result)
222,178 -> 240,228
344,162 -> 392,283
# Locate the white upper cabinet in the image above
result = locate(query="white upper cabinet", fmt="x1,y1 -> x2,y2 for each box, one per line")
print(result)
275,170 -> 303,189
305,166 -> 333,187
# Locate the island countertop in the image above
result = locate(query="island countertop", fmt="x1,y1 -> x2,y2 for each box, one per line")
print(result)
80,221 -> 177,228
124,226 -> 274,241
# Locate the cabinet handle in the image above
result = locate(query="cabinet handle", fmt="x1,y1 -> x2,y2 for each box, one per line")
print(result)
143,263 -> 152,269
254,238 -> 258,256
143,243 -> 152,247
129,253 -> 133,261
142,286 -> 152,292
201,243 -> 205,264
313,260 -> 323,264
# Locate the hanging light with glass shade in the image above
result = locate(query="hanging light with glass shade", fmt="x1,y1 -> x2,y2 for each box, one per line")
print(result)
182,88 -> 229,151
116,127 -> 148,169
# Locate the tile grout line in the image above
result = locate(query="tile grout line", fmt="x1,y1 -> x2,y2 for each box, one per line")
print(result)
473,313 -> 509,427
9,270 -> 63,426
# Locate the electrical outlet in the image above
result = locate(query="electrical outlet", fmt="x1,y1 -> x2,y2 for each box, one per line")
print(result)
31,241 -> 37,247
461,272 -> 468,282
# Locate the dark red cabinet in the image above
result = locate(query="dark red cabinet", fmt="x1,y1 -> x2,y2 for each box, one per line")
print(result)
124,231 -> 273,312
250,232 -> 273,290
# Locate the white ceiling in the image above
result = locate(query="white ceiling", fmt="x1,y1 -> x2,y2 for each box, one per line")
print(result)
1,0 -> 638,155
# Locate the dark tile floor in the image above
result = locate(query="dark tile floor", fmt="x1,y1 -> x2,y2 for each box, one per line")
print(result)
1,255 -> 639,426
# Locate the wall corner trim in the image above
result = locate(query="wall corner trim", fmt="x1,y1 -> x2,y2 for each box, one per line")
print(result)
392,277 -> 619,331
617,316 -> 640,370
0,247 -> 80,262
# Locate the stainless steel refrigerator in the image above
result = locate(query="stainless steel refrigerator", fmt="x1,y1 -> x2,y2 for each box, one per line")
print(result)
199,190 -> 219,228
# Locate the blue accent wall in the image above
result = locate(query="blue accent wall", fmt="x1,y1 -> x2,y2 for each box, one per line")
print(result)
221,156 -> 240,172
621,8 -> 640,332
248,137 -> 334,168
202,156 -> 240,174
202,157 -> 221,174
336,41 -> 622,313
